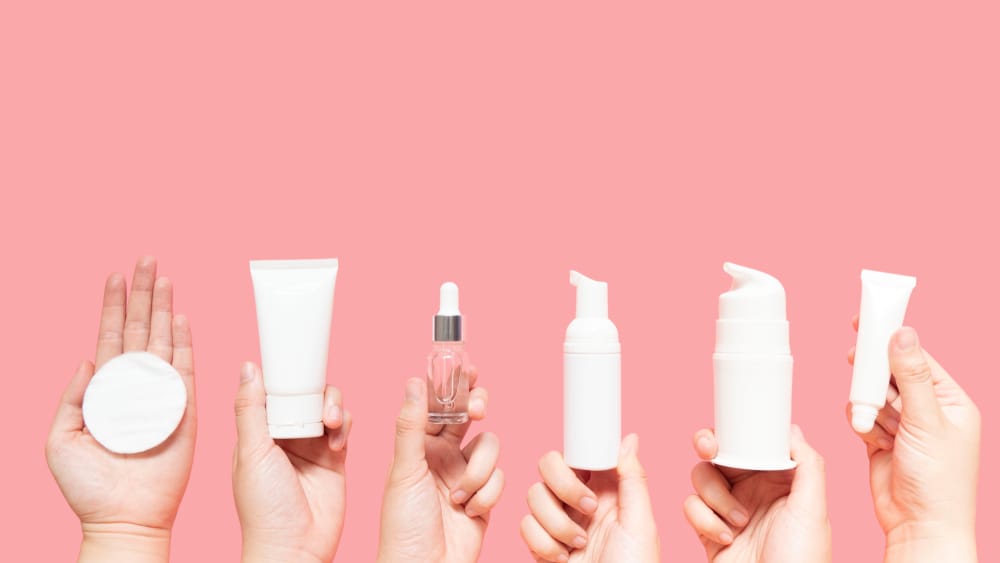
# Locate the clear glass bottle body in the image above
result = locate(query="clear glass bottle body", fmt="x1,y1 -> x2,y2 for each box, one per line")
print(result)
427,341 -> 469,424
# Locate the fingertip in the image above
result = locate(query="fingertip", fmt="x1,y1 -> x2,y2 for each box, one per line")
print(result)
240,361 -> 256,384
693,429 -> 717,459
892,326 -> 920,352
405,377 -> 425,402
137,255 -> 157,268
106,272 -> 126,289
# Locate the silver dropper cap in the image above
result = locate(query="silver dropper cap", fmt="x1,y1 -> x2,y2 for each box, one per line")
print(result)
433,282 -> 463,342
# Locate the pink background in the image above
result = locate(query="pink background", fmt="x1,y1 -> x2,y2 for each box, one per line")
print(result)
2,2 -> 997,561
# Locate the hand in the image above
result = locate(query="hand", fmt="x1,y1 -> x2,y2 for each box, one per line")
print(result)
45,257 -> 197,562
847,321 -> 980,562
377,370 -> 503,563
683,426 -> 831,563
233,362 -> 352,563
519,434 -> 659,563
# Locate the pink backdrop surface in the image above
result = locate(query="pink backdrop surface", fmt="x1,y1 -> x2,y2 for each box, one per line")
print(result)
1,2 -> 998,561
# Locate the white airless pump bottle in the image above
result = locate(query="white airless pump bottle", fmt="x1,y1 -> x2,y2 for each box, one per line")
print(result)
713,262 -> 796,471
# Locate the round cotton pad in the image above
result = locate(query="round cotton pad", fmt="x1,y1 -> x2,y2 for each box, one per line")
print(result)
82,351 -> 187,454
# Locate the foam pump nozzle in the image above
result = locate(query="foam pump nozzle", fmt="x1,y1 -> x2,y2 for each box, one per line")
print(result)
570,270 -> 609,319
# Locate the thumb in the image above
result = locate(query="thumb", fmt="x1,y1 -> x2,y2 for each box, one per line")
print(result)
234,362 -> 271,457
391,378 -> 428,477
889,328 -> 942,429
617,434 -> 656,530
787,425 -> 828,518
51,360 -> 94,435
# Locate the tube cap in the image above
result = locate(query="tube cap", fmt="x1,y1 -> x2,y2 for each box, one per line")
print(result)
266,393 -> 324,438
851,404 -> 879,433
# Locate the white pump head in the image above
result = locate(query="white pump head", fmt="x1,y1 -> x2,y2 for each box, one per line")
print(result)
565,271 -> 619,354
716,263 -> 790,355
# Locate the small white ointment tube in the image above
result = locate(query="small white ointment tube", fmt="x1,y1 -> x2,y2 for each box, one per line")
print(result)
250,258 -> 339,439
850,269 -> 916,433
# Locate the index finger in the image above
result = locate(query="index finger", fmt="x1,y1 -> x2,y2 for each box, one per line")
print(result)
95,273 -> 126,369
538,451 -> 599,515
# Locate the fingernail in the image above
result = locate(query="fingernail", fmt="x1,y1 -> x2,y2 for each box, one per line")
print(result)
720,531 -> 734,544
895,328 -> 919,351
697,436 -> 712,452
579,496 -> 598,513
451,489 -> 468,504
730,509 -> 749,526
877,436 -> 894,450
405,379 -> 422,402
572,535 -> 587,549
327,404 -> 341,423
240,363 -> 254,383
557,554 -> 569,563
471,398 -> 485,415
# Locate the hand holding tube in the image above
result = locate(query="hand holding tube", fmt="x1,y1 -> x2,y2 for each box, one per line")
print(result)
377,368 -> 503,563
847,322 -> 980,563
233,362 -> 351,563
519,434 -> 659,563
45,257 -> 196,563
682,426 -> 831,563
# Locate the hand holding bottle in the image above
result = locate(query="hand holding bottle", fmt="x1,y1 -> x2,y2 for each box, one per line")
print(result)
45,257 -> 196,563
232,362 -> 352,563
682,426 -> 832,563
520,434 -> 659,563
847,321 -> 980,562
377,369 -> 503,563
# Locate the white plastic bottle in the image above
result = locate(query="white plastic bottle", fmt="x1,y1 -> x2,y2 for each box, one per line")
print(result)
849,269 -> 916,433
713,262 -> 796,470
564,270 -> 621,471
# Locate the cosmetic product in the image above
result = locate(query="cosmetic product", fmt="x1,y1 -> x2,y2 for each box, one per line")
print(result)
564,270 -> 621,470
82,351 -> 187,454
250,258 -> 338,439
713,262 -> 796,470
428,282 -> 470,424
849,269 -> 916,433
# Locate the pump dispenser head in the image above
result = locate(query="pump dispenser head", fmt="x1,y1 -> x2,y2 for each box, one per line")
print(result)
433,282 -> 462,342
565,271 -> 620,354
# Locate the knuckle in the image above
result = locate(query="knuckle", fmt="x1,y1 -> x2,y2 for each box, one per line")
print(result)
233,395 -> 255,417
896,360 -> 932,384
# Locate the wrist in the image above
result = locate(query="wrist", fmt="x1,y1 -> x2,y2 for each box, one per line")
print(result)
79,522 -> 171,563
242,540 -> 327,563
885,522 -> 977,563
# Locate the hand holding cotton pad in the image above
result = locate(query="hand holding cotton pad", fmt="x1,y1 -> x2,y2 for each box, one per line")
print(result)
82,351 -> 187,454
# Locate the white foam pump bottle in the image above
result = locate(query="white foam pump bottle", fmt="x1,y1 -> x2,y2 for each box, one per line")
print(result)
713,262 -> 796,470
564,270 -> 621,471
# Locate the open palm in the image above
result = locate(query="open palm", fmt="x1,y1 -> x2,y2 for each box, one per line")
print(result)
46,257 -> 197,531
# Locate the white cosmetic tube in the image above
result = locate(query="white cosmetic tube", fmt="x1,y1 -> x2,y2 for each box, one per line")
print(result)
850,269 -> 916,433
250,258 -> 339,439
